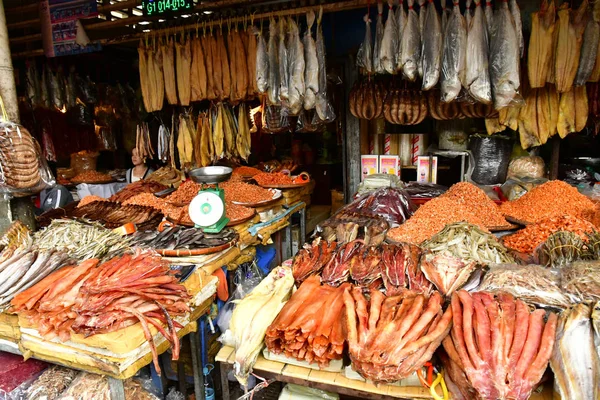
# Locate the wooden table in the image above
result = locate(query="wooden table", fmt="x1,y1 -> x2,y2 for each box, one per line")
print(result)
216,346 -> 554,400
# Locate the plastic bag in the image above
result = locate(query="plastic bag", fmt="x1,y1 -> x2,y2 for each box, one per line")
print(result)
0,121 -> 54,196
279,384 -> 339,400
404,181 -> 448,198
501,176 -> 548,201
357,13 -> 374,73
315,9 -> 336,122
339,187 -> 415,227
440,0 -> 467,103
507,156 -> 545,179
438,120 -> 469,151
468,134 -> 513,185
421,0 -> 442,90
560,261 -> 600,303
477,264 -> 572,309
58,372 -> 160,400
357,173 -> 403,195
25,365 -> 78,400
400,0 -> 421,81
262,101 -> 290,133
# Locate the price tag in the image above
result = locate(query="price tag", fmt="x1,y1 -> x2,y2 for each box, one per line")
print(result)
142,0 -> 193,16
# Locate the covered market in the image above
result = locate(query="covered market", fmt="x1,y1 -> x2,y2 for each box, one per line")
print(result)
0,0 -> 599,398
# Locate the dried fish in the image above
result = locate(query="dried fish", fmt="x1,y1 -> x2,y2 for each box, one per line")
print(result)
190,36 -> 207,102
466,0 -> 492,103
304,11 -> 319,110
315,8 -> 334,121
358,14 -> 374,74
256,27 -> 269,94
400,0 -> 421,81
278,18 -> 290,104
441,0 -> 467,102
381,1 -> 399,74
288,18 -> 305,115
267,19 -> 280,104
396,0 -> 407,72
421,0 -> 443,90
575,14 -> 600,86
162,37 -> 178,105
373,2 -> 385,74
509,0 -> 523,58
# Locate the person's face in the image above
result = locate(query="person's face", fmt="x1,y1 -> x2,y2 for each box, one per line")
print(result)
132,149 -> 142,166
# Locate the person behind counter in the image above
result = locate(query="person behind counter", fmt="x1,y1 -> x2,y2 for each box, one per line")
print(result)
126,148 -> 155,183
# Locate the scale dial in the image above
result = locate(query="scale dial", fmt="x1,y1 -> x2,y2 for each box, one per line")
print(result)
189,191 -> 225,227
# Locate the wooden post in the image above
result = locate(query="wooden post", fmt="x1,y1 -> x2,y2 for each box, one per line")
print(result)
343,56 -> 360,202
549,135 -> 560,180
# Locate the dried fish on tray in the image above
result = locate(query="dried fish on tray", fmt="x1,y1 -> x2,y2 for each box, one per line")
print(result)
109,181 -> 168,203
442,290 -> 558,400
12,251 -> 191,374
265,277 -> 347,367
344,288 -> 452,383
71,201 -> 164,231
25,365 -> 79,400
421,222 -> 515,265
560,261 -> 600,303
477,264 -> 572,309
292,237 -> 337,283
34,220 -> 130,261
551,303 -> 600,400
131,226 -> 237,251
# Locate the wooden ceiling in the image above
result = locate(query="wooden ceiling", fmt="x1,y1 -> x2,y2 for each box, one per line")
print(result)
7,0 -> 368,59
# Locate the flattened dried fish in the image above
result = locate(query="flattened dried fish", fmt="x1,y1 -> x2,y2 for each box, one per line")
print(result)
575,15 -> 600,86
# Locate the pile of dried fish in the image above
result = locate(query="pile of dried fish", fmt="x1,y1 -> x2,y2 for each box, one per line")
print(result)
0,220 -> 30,252
442,291 -> 557,400
71,201 -> 164,231
292,238 -> 337,283
0,247 -> 71,309
420,253 -> 477,296
265,277 -> 347,366
109,180 -> 167,203
33,220 -> 130,261
319,211 -> 389,246
12,251 -> 191,374
560,261 -> 600,303
421,222 -> 515,265
131,227 -> 237,250
344,289 -> 452,383
24,365 -> 79,400
222,267 -> 294,387
539,231 -> 587,268
146,166 -> 183,187
477,264 -> 572,309
550,303 -> 600,400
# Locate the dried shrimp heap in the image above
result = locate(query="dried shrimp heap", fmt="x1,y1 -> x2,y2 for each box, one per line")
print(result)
221,181 -> 274,204
500,180 -> 596,223
123,192 -> 168,211
70,171 -> 113,184
503,214 -> 597,254
78,195 -> 106,208
233,166 -> 262,177
225,201 -> 254,222
166,180 -> 201,204
443,182 -> 510,228
253,172 -> 294,186
386,196 -> 487,244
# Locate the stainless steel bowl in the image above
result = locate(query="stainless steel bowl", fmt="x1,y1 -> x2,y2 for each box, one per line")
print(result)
188,166 -> 233,184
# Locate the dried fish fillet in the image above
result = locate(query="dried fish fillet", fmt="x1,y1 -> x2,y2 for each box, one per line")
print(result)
381,1 -> 399,74
528,0 -> 557,88
554,1 -> 588,93
162,38 -> 178,105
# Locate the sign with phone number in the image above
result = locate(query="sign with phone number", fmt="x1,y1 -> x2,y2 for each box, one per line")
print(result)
142,0 -> 193,16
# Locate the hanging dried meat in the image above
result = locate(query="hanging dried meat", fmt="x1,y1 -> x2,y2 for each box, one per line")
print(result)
203,33 -> 218,100
344,288 -> 452,383
246,25 -> 259,97
441,291 -> 557,400
528,0 -> 556,88
265,277 -> 348,366
554,0 -> 588,93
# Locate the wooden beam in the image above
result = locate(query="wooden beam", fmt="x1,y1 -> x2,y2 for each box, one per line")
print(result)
9,33 -> 41,45
5,2 -> 37,15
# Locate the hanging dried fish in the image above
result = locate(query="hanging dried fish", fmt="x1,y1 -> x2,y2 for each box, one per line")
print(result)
193,114 -> 203,167
237,104 -> 251,162
256,27 -> 269,95
223,104 -> 237,157
278,18 -> 290,104
400,0 -> 421,81
555,1 -> 588,93
509,0 -> 523,58
152,41 -> 165,111
304,11 -> 319,110
316,7 -> 334,122
380,1 -> 398,74
575,12 -> 600,86
441,0 -> 467,103
267,18 -> 280,104
158,124 -> 170,163
396,0 -> 407,72
465,0 -> 472,28
176,36 -> 192,106
421,0 -> 443,90
228,28 -> 240,102
357,13 -> 374,74
190,35 -> 207,102
466,0 -> 492,103
246,25 -> 259,97
199,113 -> 212,166
138,41 -> 152,112
485,0 -> 494,37
202,33 -> 217,100
373,2 -> 385,74
177,113 -> 194,168
217,28 -> 231,101
162,37 -> 178,105
528,0 -> 557,88
288,17 -> 305,115
417,0 -> 426,78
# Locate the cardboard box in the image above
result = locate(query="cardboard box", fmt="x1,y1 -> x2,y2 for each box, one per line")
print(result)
361,155 -> 379,181
379,155 -> 400,176
416,156 -> 438,184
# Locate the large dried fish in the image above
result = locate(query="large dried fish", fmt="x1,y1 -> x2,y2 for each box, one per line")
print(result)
421,0 -> 443,90
267,19 -> 280,104
418,0 -> 426,78
551,304 -> 600,400
400,0 -> 421,81
177,113 -> 194,167
315,8 -> 333,121
198,113 -> 211,166
138,42 -> 152,112
358,14 -> 374,74
396,0 -> 407,72
381,1 -> 399,74
203,34 -> 218,100
256,28 -> 269,94
213,105 -> 225,158
528,0 -> 557,88
373,2 -> 385,74
176,37 -> 192,106
162,37 -> 178,105
246,26 -> 259,97
278,18 -> 290,104
303,11 -> 319,110
217,29 -> 231,100
441,0 -> 467,103
555,1 -> 588,93
190,36 -> 207,102
484,0 -> 494,37
575,14 -> 600,86
236,104 -> 251,161
288,18 -> 305,115
466,0 -> 491,103
509,0 -> 523,58
151,43 -> 165,111
490,0 -> 520,109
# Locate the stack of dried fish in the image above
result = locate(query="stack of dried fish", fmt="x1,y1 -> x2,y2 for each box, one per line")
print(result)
560,261 -> 600,303
12,251 -> 191,374
442,291 -> 557,400
71,201 -> 163,231
0,246 -> 71,309
221,267 -> 294,387
319,211 -> 389,246
33,220 -> 130,261
477,264 -> 572,309
380,243 -> 432,295
421,222 -> 515,265
265,277 -> 347,366
292,238 -> 337,283
550,303 -> 600,400
131,227 -> 237,250
344,289 -> 452,383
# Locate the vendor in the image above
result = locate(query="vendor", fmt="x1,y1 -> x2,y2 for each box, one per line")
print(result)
126,148 -> 154,183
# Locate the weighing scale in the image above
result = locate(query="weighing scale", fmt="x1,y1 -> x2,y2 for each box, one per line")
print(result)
188,166 -> 232,233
